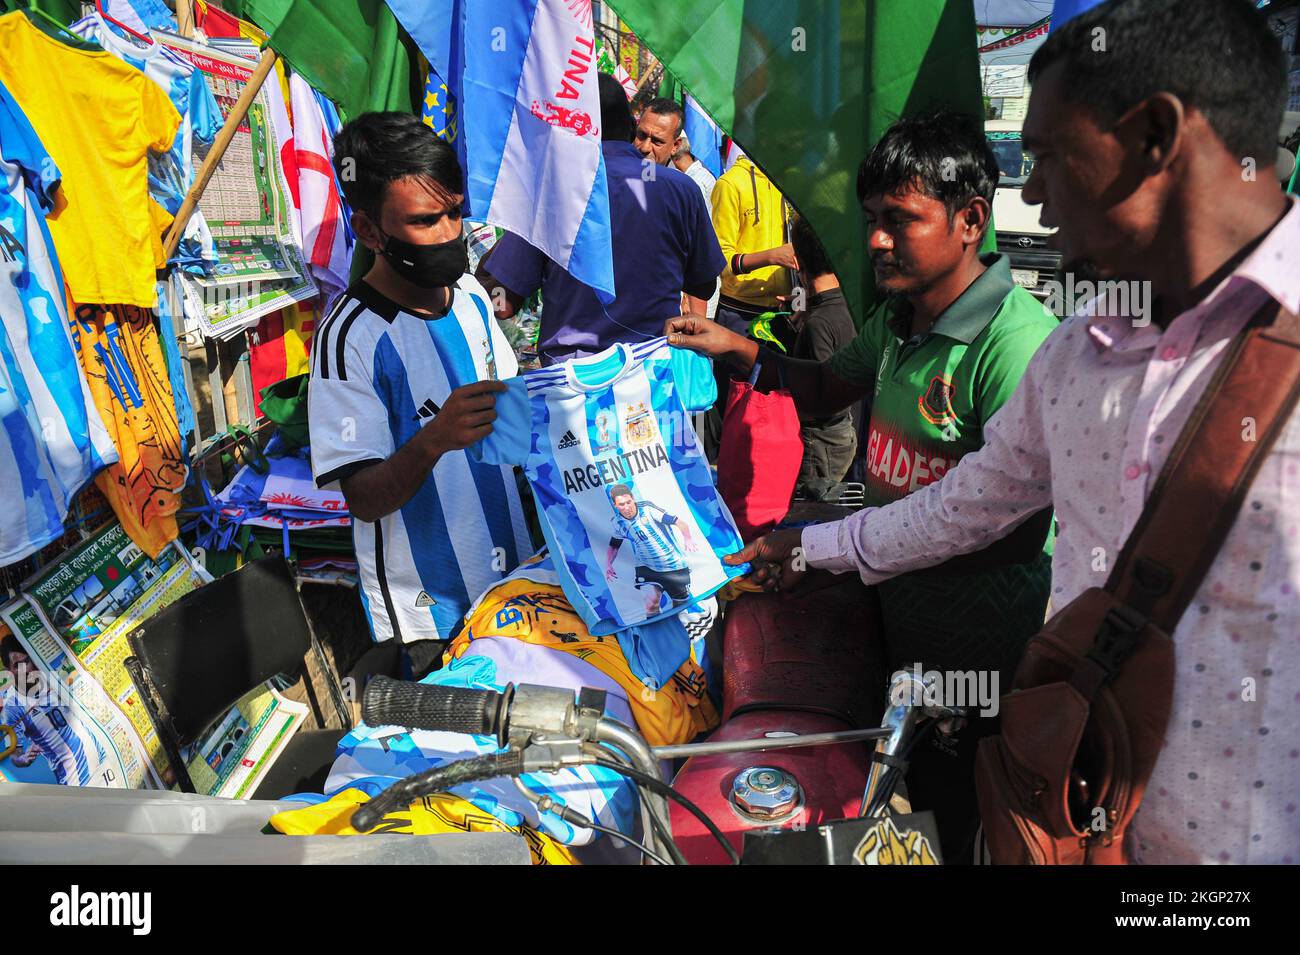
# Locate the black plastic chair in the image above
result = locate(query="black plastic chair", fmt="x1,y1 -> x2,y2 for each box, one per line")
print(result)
125,556 -> 351,800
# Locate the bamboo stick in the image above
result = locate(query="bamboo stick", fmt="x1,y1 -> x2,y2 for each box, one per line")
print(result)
176,0 -> 194,39
161,46 -> 278,262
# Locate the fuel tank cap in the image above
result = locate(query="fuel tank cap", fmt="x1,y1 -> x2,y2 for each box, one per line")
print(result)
731,766 -> 802,821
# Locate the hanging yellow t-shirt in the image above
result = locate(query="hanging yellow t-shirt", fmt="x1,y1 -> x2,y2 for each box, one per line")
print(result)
0,12 -> 181,308
269,788 -> 577,866
449,576 -> 720,747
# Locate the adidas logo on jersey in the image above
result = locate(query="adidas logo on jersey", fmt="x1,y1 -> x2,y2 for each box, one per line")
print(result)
415,591 -> 437,608
411,398 -> 441,422
557,430 -> 581,449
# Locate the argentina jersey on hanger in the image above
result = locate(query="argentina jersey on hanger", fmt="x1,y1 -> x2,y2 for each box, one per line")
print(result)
0,79 -> 117,565
473,338 -> 747,635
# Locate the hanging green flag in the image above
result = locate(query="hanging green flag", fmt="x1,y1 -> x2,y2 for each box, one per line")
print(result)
239,0 -> 424,282
658,70 -> 679,105
241,0 -> 421,119
604,0 -> 986,326
596,37 -> 619,75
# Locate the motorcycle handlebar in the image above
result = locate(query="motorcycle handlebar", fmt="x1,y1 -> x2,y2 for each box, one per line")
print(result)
350,750 -> 527,832
362,676 -> 512,741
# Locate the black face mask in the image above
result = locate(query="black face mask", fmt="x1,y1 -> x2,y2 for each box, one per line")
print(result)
379,232 -> 469,289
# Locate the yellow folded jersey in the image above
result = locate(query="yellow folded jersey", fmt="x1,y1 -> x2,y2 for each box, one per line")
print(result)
449,576 -> 719,747
268,788 -> 576,866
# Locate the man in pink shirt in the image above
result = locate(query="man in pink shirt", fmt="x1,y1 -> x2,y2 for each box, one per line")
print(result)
671,0 -> 1298,863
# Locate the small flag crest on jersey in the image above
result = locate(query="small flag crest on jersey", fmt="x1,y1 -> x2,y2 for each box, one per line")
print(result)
387,0 -> 616,303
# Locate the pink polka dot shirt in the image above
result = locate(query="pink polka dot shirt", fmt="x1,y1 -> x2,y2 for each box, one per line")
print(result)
803,198 -> 1300,865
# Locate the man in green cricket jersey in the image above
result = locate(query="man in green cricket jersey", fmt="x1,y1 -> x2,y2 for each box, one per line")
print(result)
667,109 -> 1058,862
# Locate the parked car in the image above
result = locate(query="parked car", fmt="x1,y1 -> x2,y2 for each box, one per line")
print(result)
986,118 -> 1060,301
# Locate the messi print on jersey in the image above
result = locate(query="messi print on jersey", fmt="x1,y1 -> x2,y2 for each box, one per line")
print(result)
606,486 -> 697,616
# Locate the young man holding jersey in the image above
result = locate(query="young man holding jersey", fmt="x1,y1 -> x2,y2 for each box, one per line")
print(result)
309,112 -> 532,652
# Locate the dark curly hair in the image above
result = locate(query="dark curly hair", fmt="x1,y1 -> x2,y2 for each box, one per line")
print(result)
856,109 -> 999,233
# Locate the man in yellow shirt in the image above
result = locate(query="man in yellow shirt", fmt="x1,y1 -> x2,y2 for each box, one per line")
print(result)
710,153 -> 797,334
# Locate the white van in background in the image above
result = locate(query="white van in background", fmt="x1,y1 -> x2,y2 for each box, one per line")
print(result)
985,119 -> 1060,300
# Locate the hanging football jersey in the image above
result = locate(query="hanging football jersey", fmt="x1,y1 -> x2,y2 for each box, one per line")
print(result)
71,11 -> 221,273
153,274 -> 197,451
473,337 -> 748,635
103,0 -> 177,34
0,79 -> 117,566
0,11 -> 181,308
70,303 -> 187,558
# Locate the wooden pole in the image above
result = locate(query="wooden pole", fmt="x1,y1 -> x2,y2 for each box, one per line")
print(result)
176,0 -> 195,40
161,46 -> 279,262
635,55 -> 660,93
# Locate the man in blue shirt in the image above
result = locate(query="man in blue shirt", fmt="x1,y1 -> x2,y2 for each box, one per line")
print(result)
479,74 -> 725,366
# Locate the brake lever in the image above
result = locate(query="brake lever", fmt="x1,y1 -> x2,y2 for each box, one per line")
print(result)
923,704 -> 968,738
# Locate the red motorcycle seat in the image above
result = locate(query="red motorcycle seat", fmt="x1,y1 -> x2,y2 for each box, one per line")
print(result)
721,572 -> 885,729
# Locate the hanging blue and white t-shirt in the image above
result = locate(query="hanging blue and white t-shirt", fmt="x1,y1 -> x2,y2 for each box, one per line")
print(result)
73,12 -> 221,272
0,79 -> 117,566
308,276 -> 533,644
473,338 -> 747,635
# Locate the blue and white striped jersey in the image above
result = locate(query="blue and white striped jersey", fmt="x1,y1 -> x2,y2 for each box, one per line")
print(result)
473,338 -> 747,635
0,80 -> 117,565
308,275 -> 532,644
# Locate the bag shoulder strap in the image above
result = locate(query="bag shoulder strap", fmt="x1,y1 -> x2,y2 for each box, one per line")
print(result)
1105,298 -> 1300,631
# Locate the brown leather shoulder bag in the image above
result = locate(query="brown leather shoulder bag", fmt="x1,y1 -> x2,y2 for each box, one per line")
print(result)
974,300 -> 1300,864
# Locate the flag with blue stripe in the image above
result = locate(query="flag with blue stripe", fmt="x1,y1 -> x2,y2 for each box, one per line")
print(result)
100,0 -> 177,34
386,0 -> 616,303
684,94 -> 722,178
1049,0 -> 1106,32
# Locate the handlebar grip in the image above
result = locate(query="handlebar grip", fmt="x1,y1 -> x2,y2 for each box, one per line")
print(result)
362,676 -> 510,738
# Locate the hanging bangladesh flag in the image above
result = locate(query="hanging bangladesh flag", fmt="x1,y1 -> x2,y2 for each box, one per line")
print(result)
241,0 -> 421,118
603,0 -> 985,325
